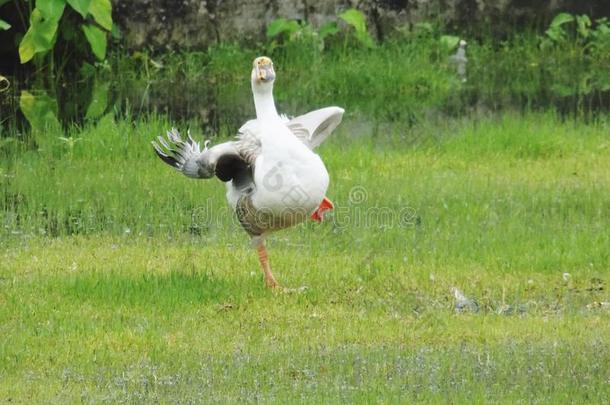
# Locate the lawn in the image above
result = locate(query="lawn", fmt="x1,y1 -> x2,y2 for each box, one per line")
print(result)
1,112 -> 609,402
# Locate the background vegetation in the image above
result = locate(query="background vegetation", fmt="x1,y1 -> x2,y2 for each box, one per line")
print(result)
2,8 -> 610,131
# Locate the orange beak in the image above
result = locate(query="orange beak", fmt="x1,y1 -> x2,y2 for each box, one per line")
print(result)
310,197 -> 334,222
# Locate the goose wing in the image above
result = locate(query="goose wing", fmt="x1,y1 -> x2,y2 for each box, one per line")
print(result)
152,128 -> 255,184
286,106 -> 344,149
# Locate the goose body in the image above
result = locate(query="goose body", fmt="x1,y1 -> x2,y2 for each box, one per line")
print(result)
152,56 -> 344,288
226,116 -> 329,222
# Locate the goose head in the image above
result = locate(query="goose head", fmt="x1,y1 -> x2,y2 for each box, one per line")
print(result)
251,56 -> 276,90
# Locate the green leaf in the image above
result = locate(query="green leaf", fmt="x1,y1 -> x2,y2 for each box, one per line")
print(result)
82,23 -> 106,59
67,0 -> 91,18
79,61 -> 95,78
0,19 -> 10,30
88,0 -> 112,30
339,9 -> 367,35
357,33 -> 374,48
0,0 -> 13,7
266,18 -> 300,38
319,21 -> 338,40
545,27 -> 563,42
85,79 -> 109,119
19,90 -> 61,142
550,12 -> 574,28
19,8 -> 60,63
267,18 -> 287,38
440,35 -> 460,51
19,32 -> 36,63
37,0 -> 66,22
576,14 -> 591,38
339,8 -> 374,47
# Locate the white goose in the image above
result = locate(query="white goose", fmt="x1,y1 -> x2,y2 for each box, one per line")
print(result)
152,56 -> 344,288
449,39 -> 468,82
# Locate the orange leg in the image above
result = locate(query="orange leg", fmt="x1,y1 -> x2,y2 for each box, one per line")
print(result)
257,242 -> 279,288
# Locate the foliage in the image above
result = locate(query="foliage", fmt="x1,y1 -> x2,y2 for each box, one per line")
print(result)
266,18 -> 320,56
125,11 -> 610,125
543,12 -> 575,43
17,0 -> 114,63
0,0 -> 11,29
338,8 -> 374,48
84,78 -> 109,119
4,10 -> 610,136
542,11 -> 610,54
19,90 -> 59,131
266,8 -> 371,53
265,17 -> 339,57
0,0 -> 114,65
266,18 -> 301,39
440,34 -> 460,51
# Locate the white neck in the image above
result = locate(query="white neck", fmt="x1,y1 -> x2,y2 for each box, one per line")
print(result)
252,82 -> 280,121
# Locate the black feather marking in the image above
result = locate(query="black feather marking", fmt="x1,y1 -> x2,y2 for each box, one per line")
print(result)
215,154 -> 250,182
155,149 -> 180,168
169,147 -> 182,158
152,142 -> 180,168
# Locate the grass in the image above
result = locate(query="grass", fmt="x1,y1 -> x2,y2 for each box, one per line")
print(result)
1,111 -> 610,401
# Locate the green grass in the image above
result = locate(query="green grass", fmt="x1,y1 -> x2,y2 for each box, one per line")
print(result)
1,112 -> 610,402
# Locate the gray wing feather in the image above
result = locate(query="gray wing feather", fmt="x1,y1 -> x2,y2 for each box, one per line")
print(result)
286,106 -> 344,149
152,128 -> 207,177
152,128 -> 225,178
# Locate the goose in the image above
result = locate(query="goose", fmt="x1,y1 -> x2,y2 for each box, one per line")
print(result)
449,39 -> 468,82
152,56 -> 344,289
